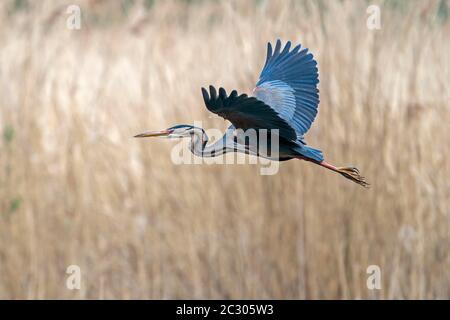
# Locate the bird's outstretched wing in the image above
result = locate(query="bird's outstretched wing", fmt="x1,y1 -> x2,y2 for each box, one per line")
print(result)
255,39 -> 319,139
201,86 -> 297,141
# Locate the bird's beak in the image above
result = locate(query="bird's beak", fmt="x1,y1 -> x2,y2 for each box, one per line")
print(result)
134,129 -> 172,138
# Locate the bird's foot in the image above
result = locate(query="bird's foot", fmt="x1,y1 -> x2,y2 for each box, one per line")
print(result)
336,167 -> 369,188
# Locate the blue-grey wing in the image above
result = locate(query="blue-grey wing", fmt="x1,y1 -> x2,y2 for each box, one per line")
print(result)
201,86 -> 297,141
255,39 -> 319,139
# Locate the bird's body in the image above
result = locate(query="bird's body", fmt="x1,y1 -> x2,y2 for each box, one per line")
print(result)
136,40 -> 368,187
186,125 -> 296,161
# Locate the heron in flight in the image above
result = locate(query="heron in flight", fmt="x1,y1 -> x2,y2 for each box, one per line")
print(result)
135,40 -> 368,187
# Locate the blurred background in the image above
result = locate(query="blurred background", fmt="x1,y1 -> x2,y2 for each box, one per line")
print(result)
0,0 -> 449,299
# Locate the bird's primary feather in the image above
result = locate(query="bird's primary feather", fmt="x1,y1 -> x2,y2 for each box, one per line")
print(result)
200,40 -> 322,163
201,86 -> 297,142
255,39 -> 320,139
201,40 -> 319,145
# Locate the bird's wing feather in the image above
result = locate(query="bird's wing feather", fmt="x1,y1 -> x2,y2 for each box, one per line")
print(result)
201,86 -> 297,141
255,39 -> 319,138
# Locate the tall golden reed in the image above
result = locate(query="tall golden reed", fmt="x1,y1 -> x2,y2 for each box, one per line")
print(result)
0,0 -> 449,299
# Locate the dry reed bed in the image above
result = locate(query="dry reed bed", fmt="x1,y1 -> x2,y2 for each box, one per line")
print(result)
0,0 -> 449,299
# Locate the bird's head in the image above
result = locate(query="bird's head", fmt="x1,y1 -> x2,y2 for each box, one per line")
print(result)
134,124 -> 198,139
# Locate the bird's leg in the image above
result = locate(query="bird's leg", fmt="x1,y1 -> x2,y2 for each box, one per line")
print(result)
307,159 -> 369,188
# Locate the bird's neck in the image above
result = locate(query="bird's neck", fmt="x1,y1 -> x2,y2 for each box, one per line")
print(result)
189,129 -> 228,158
189,129 -> 207,156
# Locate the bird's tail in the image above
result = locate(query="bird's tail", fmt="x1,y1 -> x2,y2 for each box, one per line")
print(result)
318,161 -> 369,188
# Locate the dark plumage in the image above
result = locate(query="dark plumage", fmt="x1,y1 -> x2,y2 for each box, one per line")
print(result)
201,86 -> 297,142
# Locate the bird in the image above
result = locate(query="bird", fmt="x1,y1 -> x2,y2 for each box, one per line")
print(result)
135,40 -> 368,187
